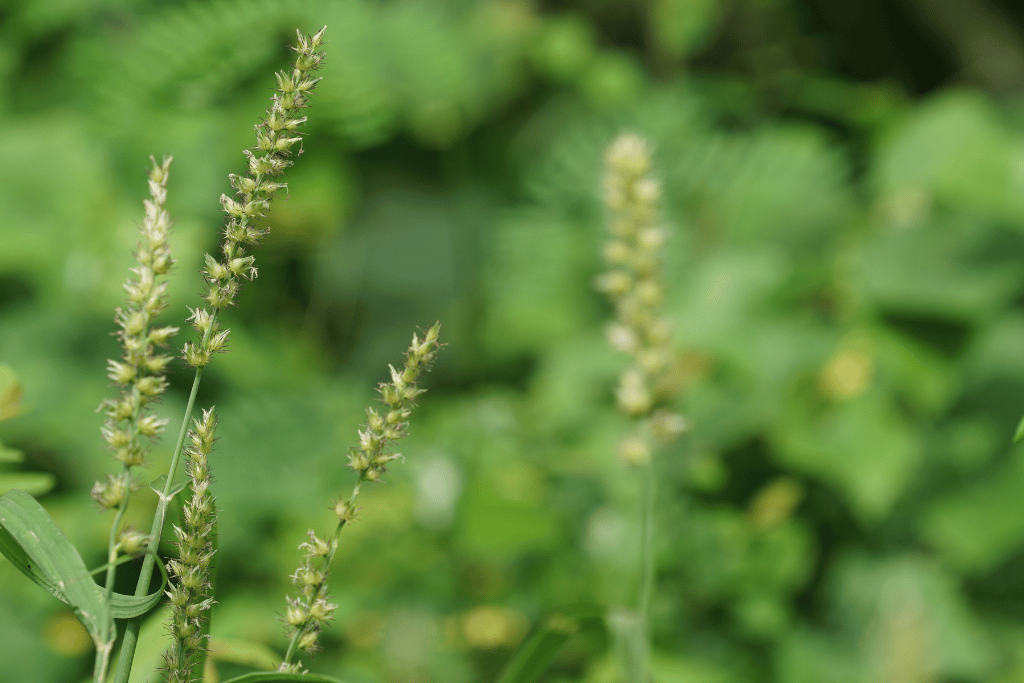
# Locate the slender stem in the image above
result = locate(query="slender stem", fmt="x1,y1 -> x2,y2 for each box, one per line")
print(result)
93,641 -> 114,683
112,316 -> 216,683
638,457 -> 654,629
281,477 -> 363,666
94,497 -> 129,682
636,457 -> 655,683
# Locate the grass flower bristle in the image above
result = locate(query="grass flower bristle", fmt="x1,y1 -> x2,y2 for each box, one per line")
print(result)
163,408 -> 218,683
95,155 -> 177,492
182,25 -> 326,369
596,133 -> 686,464
278,323 -> 442,672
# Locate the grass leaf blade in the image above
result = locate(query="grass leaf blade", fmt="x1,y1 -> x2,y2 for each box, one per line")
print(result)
495,614 -> 579,683
218,674 -> 347,683
0,489 -> 112,645
109,547 -> 169,619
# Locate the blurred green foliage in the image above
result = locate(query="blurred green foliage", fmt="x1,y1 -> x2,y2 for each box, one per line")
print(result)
5,0 -> 1024,681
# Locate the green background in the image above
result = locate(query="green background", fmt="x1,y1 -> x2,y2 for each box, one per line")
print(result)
4,0 -> 1024,681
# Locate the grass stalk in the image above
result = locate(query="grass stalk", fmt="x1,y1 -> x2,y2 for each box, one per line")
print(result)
94,490 -> 130,682
635,457 -> 655,683
112,327 -> 212,683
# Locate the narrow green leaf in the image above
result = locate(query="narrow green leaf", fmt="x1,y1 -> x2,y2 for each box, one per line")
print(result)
149,474 -> 189,499
1013,414 -> 1024,443
0,471 -> 56,496
218,674 -> 346,683
0,489 -> 112,644
495,614 -> 579,683
109,550 -> 169,619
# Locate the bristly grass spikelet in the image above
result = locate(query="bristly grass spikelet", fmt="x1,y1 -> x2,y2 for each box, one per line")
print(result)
278,323 -> 442,673
182,25 -> 327,369
163,408 -> 218,683
597,133 -> 687,464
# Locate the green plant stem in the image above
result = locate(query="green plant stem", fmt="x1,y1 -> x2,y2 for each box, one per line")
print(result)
281,477 -> 363,667
636,457 -> 655,683
94,494 -> 130,683
112,315 -> 217,683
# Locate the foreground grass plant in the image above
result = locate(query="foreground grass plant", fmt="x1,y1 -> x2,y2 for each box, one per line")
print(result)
112,27 -> 328,683
0,25 -> 435,683
0,24 -> 587,683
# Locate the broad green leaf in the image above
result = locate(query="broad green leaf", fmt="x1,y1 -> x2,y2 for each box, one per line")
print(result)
219,674 -> 346,683
855,215 -> 1020,320
771,394 -> 922,521
0,489 -> 112,644
831,554 -> 996,680
921,447 -> 1024,572
82,550 -> 168,618
496,614 -> 579,683
873,89 -> 1024,220
0,471 -> 55,496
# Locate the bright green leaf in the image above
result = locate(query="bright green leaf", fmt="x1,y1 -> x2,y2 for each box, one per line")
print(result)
0,489 -> 165,625
921,447 -> 1024,572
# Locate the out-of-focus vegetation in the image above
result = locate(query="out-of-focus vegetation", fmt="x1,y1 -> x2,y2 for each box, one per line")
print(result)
5,0 -> 1024,681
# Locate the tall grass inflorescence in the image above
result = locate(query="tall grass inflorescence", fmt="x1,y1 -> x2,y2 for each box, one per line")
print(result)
596,133 -> 687,683
110,27 -> 329,683
279,324 -> 442,673
0,25 -> 442,683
